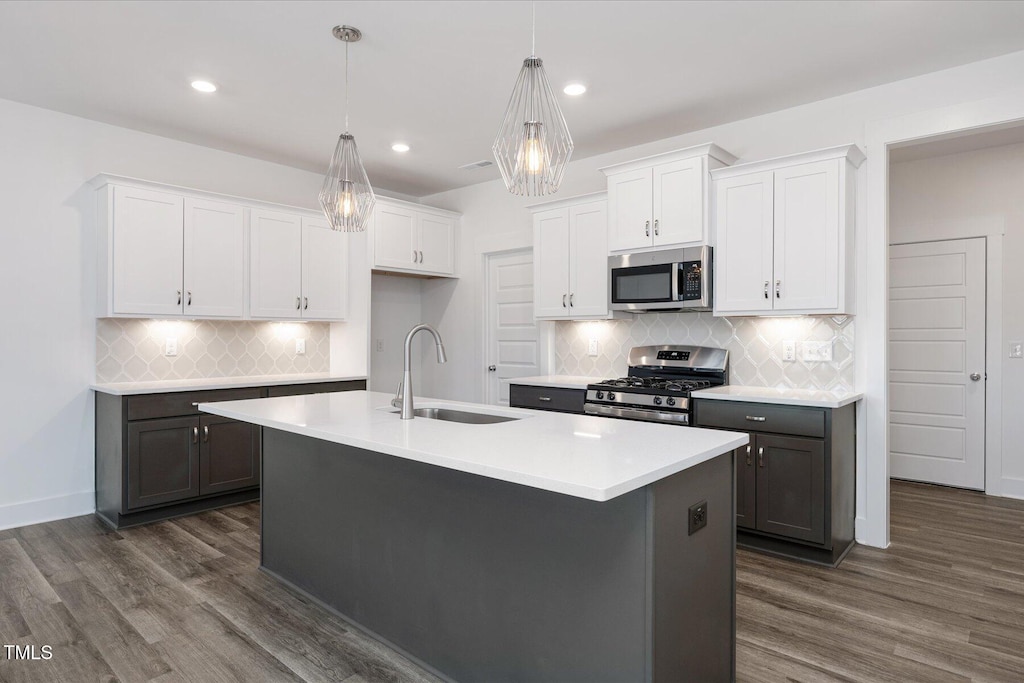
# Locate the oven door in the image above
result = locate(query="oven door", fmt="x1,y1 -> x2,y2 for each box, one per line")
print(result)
609,262 -> 678,311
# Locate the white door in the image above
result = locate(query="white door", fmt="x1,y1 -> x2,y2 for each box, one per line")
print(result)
374,203 -> 417,270
653,157 -> 703,246
889,238 -> 986,490
568,200 -> 610,317
533,208 -> 570,319
607,169 -> 653,251
486,250 -> 541,406
183,198 -> 244,318
249,209 -> 302,319
773,160 -> 840,312
417,213 -> 455,275
301,217 -> 348,320
713,171 -> 774,313
112,186 -> 184,316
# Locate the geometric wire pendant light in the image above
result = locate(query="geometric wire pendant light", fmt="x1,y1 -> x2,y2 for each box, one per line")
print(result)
319,25 -> 376,232
492,2 -> 573,196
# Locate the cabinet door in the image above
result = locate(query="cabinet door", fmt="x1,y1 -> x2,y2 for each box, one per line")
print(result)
112,186 -> 184,316
607,169 -> 653,251
772,159 -> 840,311
301,216 -> 348,320
755,434 -> 825,544
417,213 -> 455,275
250,209 -> 302,319
653,157 -> 703,246
183,198 -> 244,318
568,201 -> 610,317
735,440 -> 757,530
374,203 -> 417,270
713,172 -> 774,313
533,208 -> 571,318
199,415 -> 259,495
127,417 -> 200,510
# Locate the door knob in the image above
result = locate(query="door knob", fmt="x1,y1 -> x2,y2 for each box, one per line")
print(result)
488,365 -> 496,372
970,373 -> 982,381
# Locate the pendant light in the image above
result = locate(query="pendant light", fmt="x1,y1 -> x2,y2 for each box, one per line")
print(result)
492,2 -> 573,196
319,25 -> 375,232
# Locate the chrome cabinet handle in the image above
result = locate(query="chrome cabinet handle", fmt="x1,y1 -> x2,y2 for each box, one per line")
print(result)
645,220 -> 650,237
562,294 -> 567,308
758,447 -> 765,468
776,280 -> 781,298
763,281 -> 769,299
487,365 -> 496,372
295,297 -> 301,310
569,293 -> 574,307
419,251 -> 424,263
202,425 -> 209,442
303,297 -> 309,310
187,291 -> 192,306
745,415 -> 766,422
654,219 -> 659,236
192,426 -> 198,444
413,250 -> 417,263
538,396 -> 552,402
177,290 -> 182,305
745,445 -> 752,466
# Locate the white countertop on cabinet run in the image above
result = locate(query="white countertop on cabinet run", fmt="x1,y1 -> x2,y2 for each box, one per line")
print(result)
508,375 -> 604,390
199,390 -> 748,502
691,385 -> 862,409
91,373 -> 367,396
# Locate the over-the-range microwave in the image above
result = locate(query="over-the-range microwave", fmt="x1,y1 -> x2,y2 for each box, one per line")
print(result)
609,246 -> 712,312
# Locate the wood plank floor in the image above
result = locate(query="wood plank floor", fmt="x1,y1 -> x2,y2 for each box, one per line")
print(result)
1,480 -> 1022,682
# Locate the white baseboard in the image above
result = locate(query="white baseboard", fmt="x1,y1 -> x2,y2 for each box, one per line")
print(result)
997,477 -> 1024,501
0,491 -> 95,532
854,515 -> 889,549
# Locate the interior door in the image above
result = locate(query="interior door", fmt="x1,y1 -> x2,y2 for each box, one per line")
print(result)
301,216 -> 348,320
374,203 -> 417,270
112,185 -> 184,316
249,209 -> 302,319
653,157 -> 703,246
533,208 -> 570,318
713,171 -> 774,313
183,197 -> 244,318
755,433 -> 826,544
568,200 -> 610,317
607,169 -> 653,251
486,249 -> 541,405
417,213 -> 455,274
889,238 -> 986,490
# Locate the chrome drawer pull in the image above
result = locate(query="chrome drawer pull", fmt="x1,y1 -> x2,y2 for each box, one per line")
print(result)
538,396 -> 552,402
745,415 -> 766,422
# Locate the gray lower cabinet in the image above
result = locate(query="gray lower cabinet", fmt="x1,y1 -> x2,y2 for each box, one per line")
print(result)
96,379 -> 365,529
694,399 -> 855,566
509,384 -> 586,414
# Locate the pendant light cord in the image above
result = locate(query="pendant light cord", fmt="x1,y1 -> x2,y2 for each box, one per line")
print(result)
344,38 -> 350,133
531,1 -> 536,57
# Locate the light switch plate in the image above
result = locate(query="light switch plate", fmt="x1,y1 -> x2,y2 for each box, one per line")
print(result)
801,340 -> 833,362
1010,342 -> 1023,359
588,339 -> 599,356
295,339 -> 306,355
782,340 -> 796,362
164,338 -> 178,357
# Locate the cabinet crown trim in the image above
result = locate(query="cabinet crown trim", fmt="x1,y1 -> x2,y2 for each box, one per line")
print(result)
527,191 -> 607,213
599,143 -> 738,176
710,144 -> 866,181
375,195 -> 462,218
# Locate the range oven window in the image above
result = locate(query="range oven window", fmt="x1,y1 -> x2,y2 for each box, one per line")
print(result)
611,263 -> 674,304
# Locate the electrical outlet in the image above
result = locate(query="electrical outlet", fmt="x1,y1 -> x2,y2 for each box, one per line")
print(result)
688,500 -> 708,535
1010,342 -> 1023,359
588,339 -> 599,356
801,340 -> 833,362
375,339 -> 384,353
164,338 -> 178,357
295,339 -> 306,355
782,340 -> 796,362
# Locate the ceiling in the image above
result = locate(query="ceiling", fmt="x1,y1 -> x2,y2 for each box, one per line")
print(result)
3,1 -> 1024,197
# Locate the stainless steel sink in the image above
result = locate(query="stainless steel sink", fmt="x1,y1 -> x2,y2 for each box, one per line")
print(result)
390,407 -> 519,424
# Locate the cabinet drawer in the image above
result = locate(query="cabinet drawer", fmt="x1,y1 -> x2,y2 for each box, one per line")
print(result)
694,400 -> 825,438
509,385 -> 585,414
127,387 -> 263,421
265,380 -> 366,397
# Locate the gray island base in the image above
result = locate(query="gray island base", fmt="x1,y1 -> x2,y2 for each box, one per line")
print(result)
260,427 -> 735,682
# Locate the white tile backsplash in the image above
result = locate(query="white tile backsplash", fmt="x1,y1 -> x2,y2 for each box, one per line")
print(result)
96,319 -> 330,383
554,313 -> 854,392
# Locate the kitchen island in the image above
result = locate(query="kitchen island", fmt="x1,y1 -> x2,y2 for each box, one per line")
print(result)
200,390 -> 747,682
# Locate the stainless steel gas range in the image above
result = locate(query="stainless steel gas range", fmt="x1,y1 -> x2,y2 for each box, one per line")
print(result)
584,345 -> 729,426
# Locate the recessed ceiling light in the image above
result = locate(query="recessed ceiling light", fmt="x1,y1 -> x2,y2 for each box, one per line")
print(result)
191,80 -> 217,93
563,83 -> 587,96
391,142 -> 410,153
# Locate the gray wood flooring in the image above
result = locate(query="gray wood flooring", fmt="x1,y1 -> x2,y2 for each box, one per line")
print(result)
0,480 -> 1022,682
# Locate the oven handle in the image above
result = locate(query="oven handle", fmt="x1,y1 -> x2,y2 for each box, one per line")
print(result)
670,262 -> 681,303
584,403 -> 690,425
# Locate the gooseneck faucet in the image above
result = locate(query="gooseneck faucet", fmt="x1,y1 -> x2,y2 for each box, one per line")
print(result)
392,323 -> 447,419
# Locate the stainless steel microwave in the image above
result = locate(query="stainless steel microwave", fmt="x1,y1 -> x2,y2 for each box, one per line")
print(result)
609,246 -> 712,312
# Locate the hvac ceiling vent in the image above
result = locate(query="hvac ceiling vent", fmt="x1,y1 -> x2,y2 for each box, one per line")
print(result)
458,160 -> 494,170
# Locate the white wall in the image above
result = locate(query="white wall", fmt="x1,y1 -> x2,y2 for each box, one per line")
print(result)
369,274 -> 424,393
890,141 -> 1024,497
414,49 -> 1024,546
0,96 -> 370,530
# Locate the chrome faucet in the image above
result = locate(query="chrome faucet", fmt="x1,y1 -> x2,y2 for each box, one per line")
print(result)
391,323 -> 447,419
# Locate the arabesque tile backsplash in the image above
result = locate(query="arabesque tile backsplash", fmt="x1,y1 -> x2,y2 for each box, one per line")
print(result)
96,319 -> 330,383
554,313 -> 855,392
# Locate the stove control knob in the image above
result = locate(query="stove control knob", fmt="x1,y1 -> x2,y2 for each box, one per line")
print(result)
596,391 -> 605,400
607,392 -> 616,401
653,396 -> 663,406
666,397 -> 676,407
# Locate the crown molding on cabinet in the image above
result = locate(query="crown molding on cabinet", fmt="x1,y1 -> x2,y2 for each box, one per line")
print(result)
709,144 -> 866,181
526,191 -> 607,213
598,143 -> 739,177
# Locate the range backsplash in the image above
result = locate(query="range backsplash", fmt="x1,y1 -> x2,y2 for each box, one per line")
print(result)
554,313 -> 854,392
96,319 -> 330,383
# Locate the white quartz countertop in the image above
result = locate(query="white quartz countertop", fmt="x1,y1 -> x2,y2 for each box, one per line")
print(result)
199,390 -> 748,502
691,385 -> 863,409
91,373 -> 366,396
508,375 -> 604,390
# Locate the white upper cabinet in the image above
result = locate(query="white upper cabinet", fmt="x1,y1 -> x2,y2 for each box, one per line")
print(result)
602,143 -> 737,253
250,209 -> 303,319
301,216 -> 348,321
183,198 -> 245,318
371,198 -> 459,277
530,193 -> 616,321
711,144 -> 864,316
